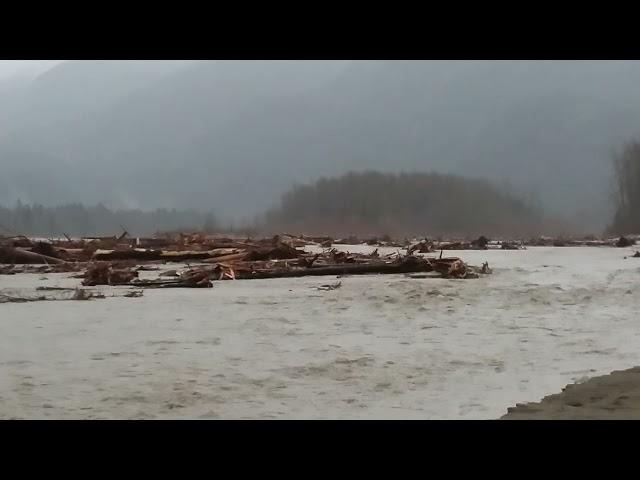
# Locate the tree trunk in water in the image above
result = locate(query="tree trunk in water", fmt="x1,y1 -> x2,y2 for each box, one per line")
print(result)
0,247 -> 67,265
234,257 -> 434,280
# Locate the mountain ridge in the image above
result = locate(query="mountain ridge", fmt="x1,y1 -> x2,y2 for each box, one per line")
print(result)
2,60 -> 639,231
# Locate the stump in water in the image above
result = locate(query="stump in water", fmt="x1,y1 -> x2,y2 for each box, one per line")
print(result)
617,236 -> 635,247
82,263 -> 139,286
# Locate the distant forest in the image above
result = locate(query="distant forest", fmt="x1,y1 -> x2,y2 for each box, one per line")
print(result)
264,171 -> 543,237
0,202 -> 218,237
2,170 -> 593,239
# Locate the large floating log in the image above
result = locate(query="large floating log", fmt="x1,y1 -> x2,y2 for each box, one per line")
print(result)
92,249 -> 163,261
202,252 -> 249,264
92,248 -> 250,263
233,256 -> 434,280
159,250 -> 231,261
0,246 -> 67,265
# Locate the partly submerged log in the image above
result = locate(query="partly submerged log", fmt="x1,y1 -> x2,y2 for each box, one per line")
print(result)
202,252 -> 249,264
233,256 -> 435,280
93,248 -> 248,263
132,269 -> 212,288
243,243 -> 302,261
92,249 -> 213,262
159,250 -> 230,261
92,249 -> 163,261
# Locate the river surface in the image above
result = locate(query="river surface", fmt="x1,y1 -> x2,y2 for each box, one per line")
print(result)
1,246 -> 639,419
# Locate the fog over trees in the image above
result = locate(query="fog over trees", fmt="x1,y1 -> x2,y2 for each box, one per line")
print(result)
0,202 -> 218,237
2,60 -> 640,235
264,171 -> 542,238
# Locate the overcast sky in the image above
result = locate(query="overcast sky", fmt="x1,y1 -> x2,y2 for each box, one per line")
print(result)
0,60 -> 63,80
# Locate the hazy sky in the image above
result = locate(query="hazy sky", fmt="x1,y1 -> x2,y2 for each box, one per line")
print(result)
0,60 -> 63,80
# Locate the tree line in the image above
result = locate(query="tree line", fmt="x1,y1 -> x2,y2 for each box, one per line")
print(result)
0,201 -> 219,237
263,171 -> 543,238
5,150 -> 637,239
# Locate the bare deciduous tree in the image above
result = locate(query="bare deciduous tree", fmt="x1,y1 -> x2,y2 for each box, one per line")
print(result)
610,141 -> 640,234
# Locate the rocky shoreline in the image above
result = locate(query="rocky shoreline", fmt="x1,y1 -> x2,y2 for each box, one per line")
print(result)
501,367 -> 640,419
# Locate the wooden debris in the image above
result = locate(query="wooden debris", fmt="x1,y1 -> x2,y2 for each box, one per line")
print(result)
82,263 -> 139,286
0,246 -> 67,265
408,240 -> 433,254
1,294 -> 47,303
92,249 -> 163,261
243,242 -> 301,261
0,289 -> 106,303
232,255 -> 451,280
523,236 -> 638,247
4,233 -> 492,286
71,288 -> 105,300
123,290 -> 144,298
132,268 -> 213,288
317,281 -> 342,291
617,236 -> 635,247
0,265 -> 17,275
31,241 -> 60,258
202,252 -> 248,264
160,269 -> 180,277
135,265 -> 160,272
36,286 -> 75,291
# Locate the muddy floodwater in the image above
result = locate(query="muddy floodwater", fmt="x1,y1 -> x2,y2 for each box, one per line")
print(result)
1,246 -> 639,419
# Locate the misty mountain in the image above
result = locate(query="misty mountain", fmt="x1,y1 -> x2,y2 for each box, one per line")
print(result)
0,60 -> 191,146
2,60 -> 640,231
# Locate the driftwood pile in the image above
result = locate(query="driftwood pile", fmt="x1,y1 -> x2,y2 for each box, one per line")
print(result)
1,232 -> 493,291
0,233 -> 303,266
523,235 -> 638,247
0,287 -> 136,303
406,236 -> 524,253
81,263 -> 139,286
70,242 -> 486,289
3,230 -> 637,272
